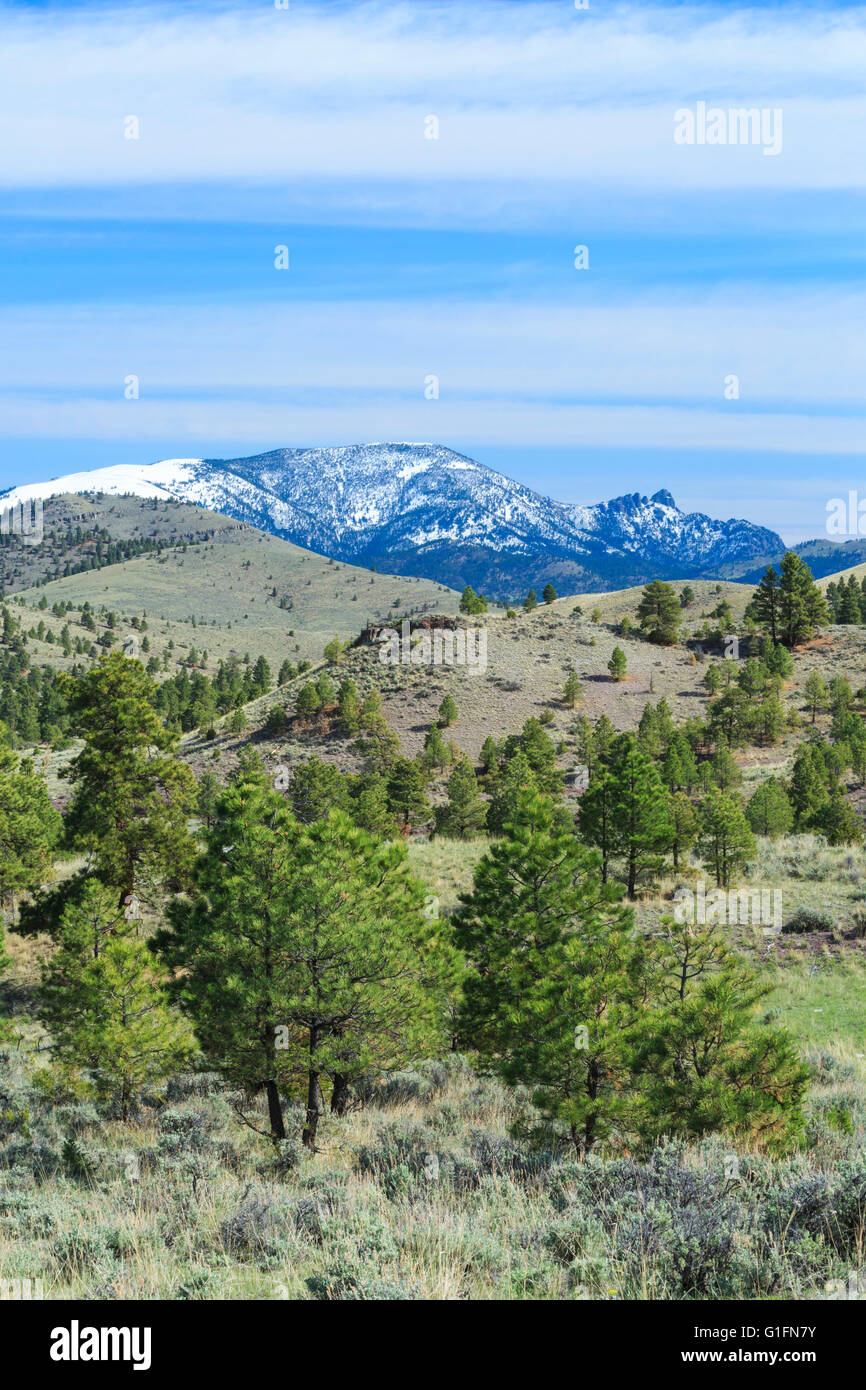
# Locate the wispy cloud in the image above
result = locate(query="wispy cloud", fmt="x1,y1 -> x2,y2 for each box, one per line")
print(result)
1,2 -> 865,204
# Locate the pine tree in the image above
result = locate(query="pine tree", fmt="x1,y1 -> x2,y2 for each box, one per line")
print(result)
435,756 -> 487,839
337,677 -> 360,733
738,658 -> 769,698
667,791 -> 698,871
563,669 -> 583,708
459,585 -> 487,615
574,715 -> 596,777
707,687 -> 751,749
252,655 -> 272,694
197,769 -> 221,828
607,736 -> 673,898
62,654 -> 197,905
296,682 -> 322,718
767,642 -> 794,679
349,772 -> 395,837
290,757 -> 351,823
578,765 -> 616,884
354,706 -> 401,773
386,758 -> 432,831
837,577 -> 862,625
42,881 -> 194,1118
820,788 -> 863,846
746,778 -> 793,839
755,693 -> 786,747
636,579 -> 681,645
160,783 -> 455,1146
829,675 -> 852,715
421,722 -> 451,771
455,788 -> 646,1155
316,671 -> 336,704
437,694 -> 458,728
0,749 -> 61,913
486,750 -> 540,837
774,552 -> 829,647
523,589 -> 538,612
789,742 -> 830,828
542,583 -> 557,605
711,746 -> 742,790
500,717 -> 563,797
697,792 -> 756,887
635,917 -> 807,1151
607,646 -> 627,681
803,671 -> 829,724
751,564 -> 780,645
637,702 -> 662,757
479,735 -> 500,776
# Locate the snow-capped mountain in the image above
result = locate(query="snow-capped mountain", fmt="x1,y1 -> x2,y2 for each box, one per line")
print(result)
1,443 -> 783,598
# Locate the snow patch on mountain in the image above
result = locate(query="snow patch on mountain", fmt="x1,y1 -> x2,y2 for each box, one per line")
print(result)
1,442 -> 783,595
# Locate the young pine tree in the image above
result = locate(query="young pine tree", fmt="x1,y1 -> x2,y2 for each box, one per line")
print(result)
635,917 -> 808,1152
607,646 -> 627,681
41,880 -> 194,1118
563,669 -> 583,709
697,791 -> 756,887
62,654 -> 197,905
0,749 -> 61,914
746,778 -> 793,839
636,579 -> 681,645
456,788 -> 646,1156
435,756 -> 487,839
608,737 -> 673,898
160,782 -> 456,1147
386,758 -> 432,832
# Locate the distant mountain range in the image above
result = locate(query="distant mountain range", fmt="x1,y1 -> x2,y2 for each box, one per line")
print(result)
1,443 -> 786,598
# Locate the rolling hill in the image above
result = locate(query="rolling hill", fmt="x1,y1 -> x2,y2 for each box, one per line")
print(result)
9,494 -> 463,676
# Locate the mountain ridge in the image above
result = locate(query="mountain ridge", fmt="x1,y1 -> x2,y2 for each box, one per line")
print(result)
1,442 -> 784,599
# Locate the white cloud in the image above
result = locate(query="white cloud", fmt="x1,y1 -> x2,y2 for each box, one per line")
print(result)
0,2 -> 864,204
2,392 -> 865,457
1,290 -> 863,405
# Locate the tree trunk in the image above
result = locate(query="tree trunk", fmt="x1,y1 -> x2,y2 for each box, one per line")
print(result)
303,1030 -> 322,1150
330,1074 -> 350,1115
303,1071 -> 322,1149
266,1078 -> 286,1140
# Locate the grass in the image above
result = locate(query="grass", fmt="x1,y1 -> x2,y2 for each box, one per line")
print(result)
10,494 -> 463,676
2,1047 -> 865,1302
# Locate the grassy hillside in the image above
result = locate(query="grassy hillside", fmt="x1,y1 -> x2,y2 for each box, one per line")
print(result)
1,493 -> 245,595
197,576 -> 858,780
9,496 -> 464,675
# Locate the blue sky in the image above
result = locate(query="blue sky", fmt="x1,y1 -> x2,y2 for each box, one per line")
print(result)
1,0 -> 865,542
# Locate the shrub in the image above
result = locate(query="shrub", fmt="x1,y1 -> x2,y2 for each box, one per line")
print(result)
782,907 -> 834,935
